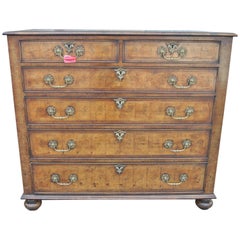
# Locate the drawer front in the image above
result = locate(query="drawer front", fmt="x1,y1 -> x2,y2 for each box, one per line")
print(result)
27,98 -> 213,124
29,130 -> 210,157
32,163 -> 206,193
124,40 -> 219,63
23,67 -> 217,92
20,40 -> 119,62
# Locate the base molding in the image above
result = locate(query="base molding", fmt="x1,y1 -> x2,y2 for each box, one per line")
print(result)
21,193 -> 216,210
22,193 -> 216,200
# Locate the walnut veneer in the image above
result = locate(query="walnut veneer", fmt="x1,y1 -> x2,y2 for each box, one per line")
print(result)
3,30 -> 236,210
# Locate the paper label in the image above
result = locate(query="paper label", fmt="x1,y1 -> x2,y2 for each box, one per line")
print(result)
64,55 -> 77,63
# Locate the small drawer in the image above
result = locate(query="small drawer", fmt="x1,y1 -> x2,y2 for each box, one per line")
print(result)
29,130 -> 210,158
32,163 -> 206,193
124,40 -> 219,63
20,40 -> 119,63
23,67 -> 217,92
26,97 -> 213,124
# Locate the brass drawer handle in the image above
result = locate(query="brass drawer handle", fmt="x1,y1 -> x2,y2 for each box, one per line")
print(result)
51,173 -> 78,186
114,130 -> 126,142
168,75 -> 197,89
114,164 -> 126,174
114,98 -> 127,109
160,173 -> 188,186
53,41 -> 85,63
46,106 -> 75,119
157,42 -> 187,60
114,67 -> 127,81
166,106 -> 194,120
163,139 -> 192,153
44,74 -> 74,88
48,139 -> 76,152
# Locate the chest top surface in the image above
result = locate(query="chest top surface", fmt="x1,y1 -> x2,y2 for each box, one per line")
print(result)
3,29 -> 237,36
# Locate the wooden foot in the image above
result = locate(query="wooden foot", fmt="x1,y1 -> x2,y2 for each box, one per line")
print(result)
24,199 -> 42,211
195,199 -> 213,210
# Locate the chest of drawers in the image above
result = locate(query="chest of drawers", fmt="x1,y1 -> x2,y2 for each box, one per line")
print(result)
4,30 -> 236,210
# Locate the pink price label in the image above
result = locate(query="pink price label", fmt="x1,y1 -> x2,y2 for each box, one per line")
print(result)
63,55 -> 77,63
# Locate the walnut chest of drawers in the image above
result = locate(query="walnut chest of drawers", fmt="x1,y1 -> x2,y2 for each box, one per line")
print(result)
4,30 -> 236,210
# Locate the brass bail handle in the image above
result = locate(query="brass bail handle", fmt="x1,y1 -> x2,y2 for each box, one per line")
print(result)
166,106 -> 194,120
160,173 -> 188,186
44,74 -> 74,88
53,41 -> 85,59
51,173 -> 78,186
48,139 -> 76,153
157,42 -> 187,60
46,106 -> 75,120
167,75 -> 197,89
163,139 -> 192,153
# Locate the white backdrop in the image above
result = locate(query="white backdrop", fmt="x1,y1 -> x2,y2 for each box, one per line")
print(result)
0,1 -> 239,239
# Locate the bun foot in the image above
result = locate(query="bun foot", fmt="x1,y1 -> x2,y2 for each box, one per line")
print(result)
24,199 -> 42,211
195,199 -> 213,210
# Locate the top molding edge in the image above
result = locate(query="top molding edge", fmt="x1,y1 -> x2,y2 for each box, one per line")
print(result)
2,29 -> 237,37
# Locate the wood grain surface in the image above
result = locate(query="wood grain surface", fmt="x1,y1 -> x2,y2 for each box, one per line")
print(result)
32,163 -> 206,192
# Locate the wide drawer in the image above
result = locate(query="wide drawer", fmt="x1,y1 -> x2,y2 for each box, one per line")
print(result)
26,97 -> 213,124
29,130 -> 210,157
124,40 -> 219,63
32,163 -> 206,193
23,67 -> 217,92
20,40 -> 119,62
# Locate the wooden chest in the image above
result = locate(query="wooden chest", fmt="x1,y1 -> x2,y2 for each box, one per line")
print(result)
4,30 -> 236,210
